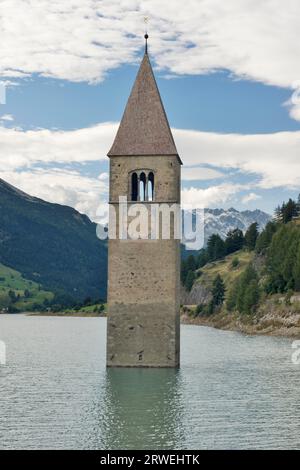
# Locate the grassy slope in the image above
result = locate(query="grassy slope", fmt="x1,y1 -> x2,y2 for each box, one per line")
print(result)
29,303 -> 107,316
183,248 -> 300,338
0,179 -> 107,301
0,263 -> 53,310
194,250 -> 254,302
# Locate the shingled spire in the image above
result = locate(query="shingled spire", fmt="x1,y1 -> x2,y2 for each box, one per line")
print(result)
108,44 -> 179,158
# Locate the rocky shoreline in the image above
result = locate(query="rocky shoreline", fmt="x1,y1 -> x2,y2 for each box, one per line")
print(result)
4,306 -> 300,339
181,304 -> 300,339
26,311 -> 106,317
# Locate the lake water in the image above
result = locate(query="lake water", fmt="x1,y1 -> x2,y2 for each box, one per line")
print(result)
0,314 -> 299,450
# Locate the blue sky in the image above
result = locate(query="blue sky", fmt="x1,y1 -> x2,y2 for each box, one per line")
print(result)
4,66 -> 300,134
0,1 -> 300,218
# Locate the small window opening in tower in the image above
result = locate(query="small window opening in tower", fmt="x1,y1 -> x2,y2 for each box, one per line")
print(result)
131,172 -> 138,201
148,172 -> 154,201
139,172 -> 146,201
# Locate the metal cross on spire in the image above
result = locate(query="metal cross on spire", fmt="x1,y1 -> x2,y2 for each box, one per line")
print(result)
144,16 -> 149,54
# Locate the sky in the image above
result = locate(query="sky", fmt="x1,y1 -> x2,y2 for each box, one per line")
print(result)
0,0 -> 300,219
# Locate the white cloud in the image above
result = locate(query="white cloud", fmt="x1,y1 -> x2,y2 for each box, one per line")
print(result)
0,123 -> 117,170
0,0 -> 141,83
2,123 -> 300,190
181,183 -> 243,209
0,168 -> 108,220
288,104 -> 300,122
0,0 -> 299,93
182,166 -> 224,181
1,122 -> 300,216
175,128 -> 300,189
242,192 -> 261,204
99,172 -> 109,181
0,114 -> 14,122
285,83 -> 300,122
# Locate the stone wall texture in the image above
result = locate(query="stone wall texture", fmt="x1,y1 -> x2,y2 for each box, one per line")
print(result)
107,155 -> 181,367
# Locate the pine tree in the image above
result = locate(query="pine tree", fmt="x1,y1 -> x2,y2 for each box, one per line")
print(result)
226,281 -> 239,311
293,245 -> 300,291
245,222 -> 259,251
243,279 -> 260,314
181,259 -> 188,285
8,290 -> 17,303
297,194 -> 300,218
207,234 -> 226,261
282,238 -> 298,286
185,270 -> 195,292
186,254 -> 196,272
255,221 -> 278,254
197,249 -> 208,268
274,205 -> 282,223
211,274 -> 225,308
282,198 -> 298,224
24,289 -> 31,298
265,224 -> 300,293
225,228 -> 244,254
236,264 -> 258,313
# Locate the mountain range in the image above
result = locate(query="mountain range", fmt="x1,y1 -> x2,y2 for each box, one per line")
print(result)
0,178 -> 107,302
0,178 -> 271,302
203,207 -> 271,243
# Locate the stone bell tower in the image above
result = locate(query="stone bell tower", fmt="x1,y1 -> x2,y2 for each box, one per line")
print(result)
106,36 -> 182,367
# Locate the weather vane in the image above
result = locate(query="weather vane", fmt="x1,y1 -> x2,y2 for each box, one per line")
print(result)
144,16 -> 149,54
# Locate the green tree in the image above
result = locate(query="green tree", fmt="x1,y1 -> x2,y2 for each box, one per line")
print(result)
24,289 -> 31,298
186,255 -> 196,272
225,229 -> 244,255
297,194 -> 300,217
211,274 -> 225,308
207,234 -> 226,261
245,222 -> 259,251
195,304 -> 204,316
255,221 -> 278,254
282,198 -> 298,224
293,245 -> 300,291
243,279 -> 260,314
181,259 -> 188,285
231,257 -> 239,269
197,249 -> 208,268
236,264 -> 259,314
8,290 -> 17,303
226,281 -> 239,311
84,296 -> 92,306
0,293 -> 11,309
274,205 -> 282,223
282,238 -> 299,288
265,224 -> 300,293
185,270 -> 195,292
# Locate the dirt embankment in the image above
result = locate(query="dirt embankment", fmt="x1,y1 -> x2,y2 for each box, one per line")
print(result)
181,297 -> 300,338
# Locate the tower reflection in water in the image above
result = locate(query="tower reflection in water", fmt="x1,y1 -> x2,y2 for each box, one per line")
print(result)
95,368 -> 184,450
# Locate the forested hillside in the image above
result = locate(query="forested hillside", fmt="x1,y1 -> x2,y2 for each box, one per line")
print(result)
182,195 -> 300,327
0,179 -> 107,306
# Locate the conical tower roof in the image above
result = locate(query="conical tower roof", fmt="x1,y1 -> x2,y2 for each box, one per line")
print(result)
108,51 -> 180,160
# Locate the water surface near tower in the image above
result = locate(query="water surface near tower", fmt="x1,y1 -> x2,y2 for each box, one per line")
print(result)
0,315 -> 299,449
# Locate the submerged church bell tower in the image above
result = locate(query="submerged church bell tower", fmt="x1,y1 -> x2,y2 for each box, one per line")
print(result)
107,35 -> 182,367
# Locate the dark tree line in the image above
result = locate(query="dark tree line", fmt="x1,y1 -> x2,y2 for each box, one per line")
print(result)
263,223 -> 300,293
226,264 -> 260,315
181,223 -> 259,291
274,195 -> 300,224
195,273 -> 226,316
183,193 -> 300,317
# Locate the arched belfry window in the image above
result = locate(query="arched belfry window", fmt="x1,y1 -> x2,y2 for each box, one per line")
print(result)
131,172 -> 138,201
139,172 -> 146,201
148,172 -> 154,201
130,170 -> 155,202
